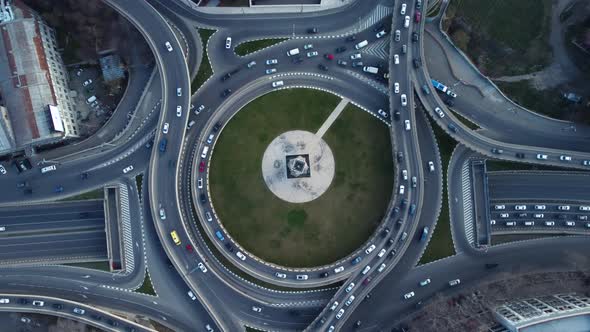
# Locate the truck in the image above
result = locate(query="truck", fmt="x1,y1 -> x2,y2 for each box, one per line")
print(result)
431,79 -> 448,93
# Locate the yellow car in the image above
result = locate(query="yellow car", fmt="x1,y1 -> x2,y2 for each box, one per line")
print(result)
170,230 -> 181,245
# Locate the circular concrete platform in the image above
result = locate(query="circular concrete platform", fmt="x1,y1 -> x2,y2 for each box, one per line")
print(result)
261,130 -> 335,203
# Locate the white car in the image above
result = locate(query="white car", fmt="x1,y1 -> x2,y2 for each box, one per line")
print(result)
402,169 -> 408,180
449,279 -> 461,286
0,298 -> 9,304
188,291 -> 197,300
499,213 -> 509,218
560,155 -> 572,161
83,79 -> 92,87
447,90 -> 457,98
350,53 -> 362,60
165,41 -> 173,52
198,178 -> 203,189
399,185 -> 405,195
303,43 -> 313,50
176,105 -> 182,117
197,262 -> 208,273
336,308 -> 345,320
580,206 -> 590,211
275,272 -> 287,279
434,107 -> 445,118
159,207 -> 166,220
524,221 -> 535,226
206,212 -> 213,222
265,59 -> 278,65
428,161 -> 435,172
558,205 -> 571,211
536,154 -> 548,160
535,205 -> 546,210
296,274 -> 308,280
0,165 -> 6,175
377,249 -> 386,257
205,324 -> 214,332
565,221 -> 576,227
533,213 -> 544,219
265,68 -> 277,75
123,165 -> 134,174
545,221 -> 555,226
32,300 -> 44,307
376,30 -> 387,38
365,244 -> 376,254
236,251 -> 247,261
345,295 -> 356,306
306,51 -> 318,58
419,278 -> 431,286
272,80 -> 284,88
73,308 -> 85,315
403,291 -> 414,300
196,105 -> 205,115
361,265 -> 371,275
377,263 -> 386,272
515,205 -> 527,210
252,306 -> 262,313
394,82 -> 400,93
377,109 -> 388,118
401,94 -> 407,106
404,120 -> 411,131
207,134 -> 215,144
400,3 -> 407,15
162,122 -> 169,134
495,205 -> 506,210
404,16 -> 410,28
345,282 -> 355,293
334,266 -> 344,273
176,88 -> 182,97
225,37 -> 232,49
329,301 -> 339,311
394,54 -> 399,64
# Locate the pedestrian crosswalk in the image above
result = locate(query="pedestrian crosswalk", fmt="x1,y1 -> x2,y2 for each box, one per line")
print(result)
119,184 -> 134,274
359,5 -> 394,31
461,159 -> 475,246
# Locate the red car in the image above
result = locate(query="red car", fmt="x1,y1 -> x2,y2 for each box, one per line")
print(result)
415,11 -> 421,23
363,276 -> 373,285
186,244 -> 193,252
324,53 -> 334,60
199,161 -> 206,172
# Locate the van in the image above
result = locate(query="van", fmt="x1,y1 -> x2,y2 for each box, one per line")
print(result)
287,48 -> 300,56
187,120 -> 196,130
170,231 -> 181,245
355,40 -> 368,50
41,165 -> 57,174
86,95 -> 97,104
201,146 -> 209,159
362,66 -> 379,74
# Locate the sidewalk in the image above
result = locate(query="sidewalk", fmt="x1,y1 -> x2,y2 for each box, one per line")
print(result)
179,0 -> 355,14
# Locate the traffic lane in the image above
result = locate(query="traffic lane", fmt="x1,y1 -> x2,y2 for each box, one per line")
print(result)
0,230 -> 107,261
344,235 -> 590,330
0,202 -> 104,232
488,172 -> 590,201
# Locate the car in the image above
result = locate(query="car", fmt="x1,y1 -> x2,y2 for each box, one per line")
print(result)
377,263 -> 386,272
434,107 -> 445,118
495,204 -> 506,210
377,109 -> 388,118
365,244 -> 376,254
318,64 -> 328,71
415,10 -> 422,22
404,15 -> 410,28
337,59 -> 348,67
533,213 -> 544,219
21,317 -> 31,324
324,53 -> 334,60
361,265 -> 371,275
411,176 -> 417,188
404,291 -> 415,300
447,90 -> 457,98
221,89 -> 232,98
303,43 -> 313,50
545,221 -> 555,226
559,155 -> 572,161
123,165 -> 134,174
394,82 -> 400,93
536,154 -> 548,160
558,205 -> 570,211
0,165 -> 5,175
32,300 -> 44,307
346,35 -> 357,42
225,37 -> 232,49
83,79 -> 92,87
376,30 -> 387,38
524,221 -> 535,226
206,134 -> 215,145
377,248 -> 387,258
200,194 -> 207,205
419,278 -> 431,286
271,80 -> 284,88
394,54 -> 400,64
265,59 -> 278,65
291,56 -> 303,64
165,41 -> 173,52
516,152 -> 525,159
449,279 -> 461,286
515,205 -> 527,210
404,119 -> 411,131
448,123 -> 458,133
162,122 -> 169,134
412,32 -> 419,42
0,298 -> 9,304
246,61 -> 256,68
333,266 -> 345,274
296,274 -> 308,280
395,30 -> 401,42
580,206 -> 590,211
306,51 -> 318,58
199,161 -> 206,172
491,148 -> 503,154
176,88 -> 182,97
320,272 -> 329,278
352,61 -> 363,67
329,301 -> 339,311
345,282 -> 355,292
336,308 -> 345,320
534,205 -> 546,210
579,215 -> 588,221
345,295 -> 356,306
362,276 -> 373,285
583,160 -> 590,166
265,68 -> 277,75
205,324 -> 214,332
401,94 -> 407,106
275,272 -> 287,279
402,169 -> 408,180
350,53 -> 362,60
399,185 -> 405,195
54,186 -> 64,193
506,221 -> 516,227
176,105 -> 182,117
428,161 -> 435,172
195,104 -> 205,115
205,211 -> 213,222
236,251 -> 247,261
73,308 -> 85,315
565,221 -> 576,227
158,206 -> 166,220
307,27 -> 318,34
400,3 -> 407,14
499,213 -> 509,218
335,46 -> 347,53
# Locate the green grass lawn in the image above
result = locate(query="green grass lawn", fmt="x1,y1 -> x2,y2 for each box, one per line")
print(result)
209,89 -> 394,267
135,271 -> 156,295
234,38 -> 287,56
419,116 -> 456,264
445,0 -> 552,76
63,261 -> 110,271
60,188 -> 104,202
192,29 -> 215,94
